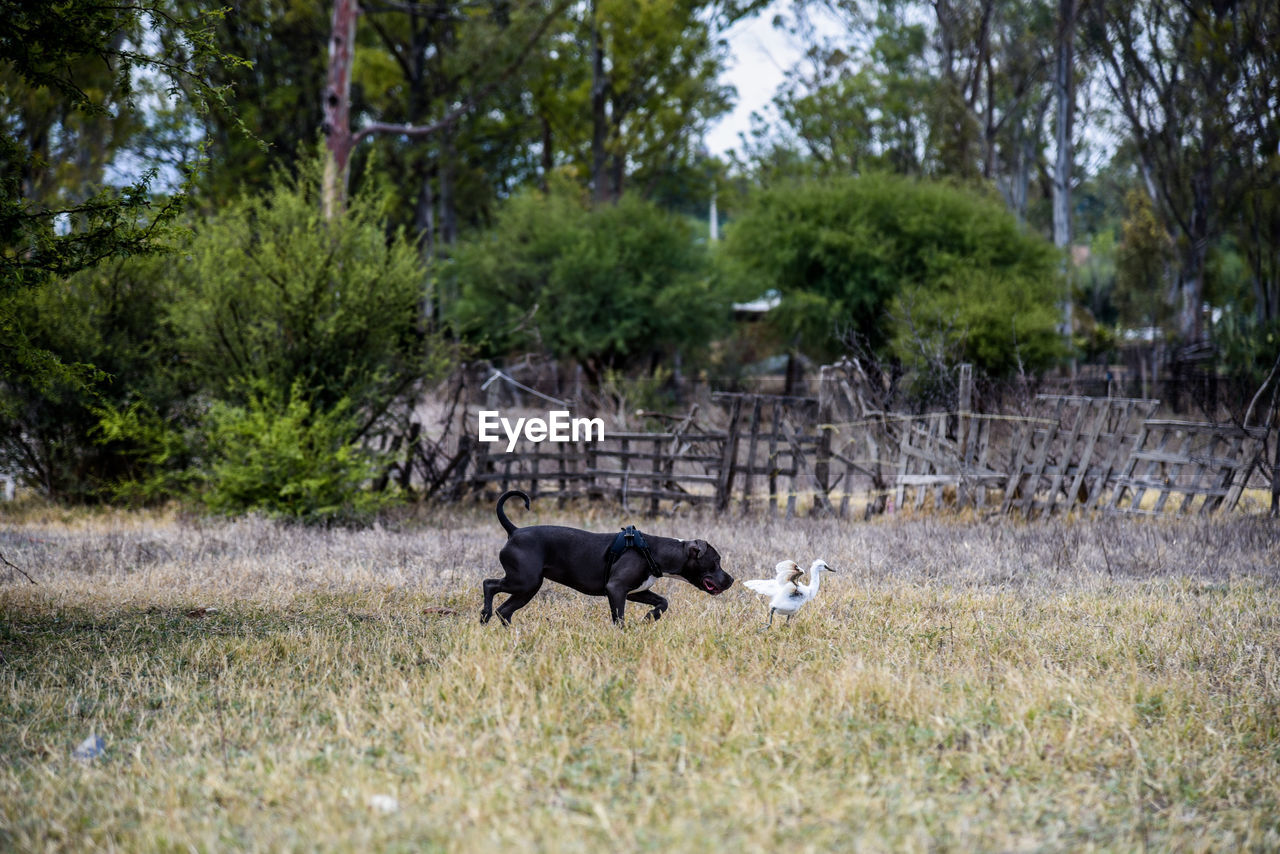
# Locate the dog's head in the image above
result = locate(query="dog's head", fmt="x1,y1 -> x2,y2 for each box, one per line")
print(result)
678,540 -> 734,595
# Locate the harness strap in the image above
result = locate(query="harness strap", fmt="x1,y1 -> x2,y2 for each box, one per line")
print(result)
604,525 -> 663,580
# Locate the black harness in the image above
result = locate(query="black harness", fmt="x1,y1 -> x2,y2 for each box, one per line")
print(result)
604,525 -> 663,579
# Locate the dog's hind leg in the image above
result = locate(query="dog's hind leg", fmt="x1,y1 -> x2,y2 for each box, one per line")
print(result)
626,590 -> 669,622
483,546 -> 534,624
494,576 -> 543,625
480,577 -> 505,624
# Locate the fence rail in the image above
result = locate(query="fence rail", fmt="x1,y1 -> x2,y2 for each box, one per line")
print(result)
388,363 -> 1277,519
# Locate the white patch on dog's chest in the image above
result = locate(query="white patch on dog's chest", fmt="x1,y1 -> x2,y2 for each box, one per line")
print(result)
632,575 -> 656,593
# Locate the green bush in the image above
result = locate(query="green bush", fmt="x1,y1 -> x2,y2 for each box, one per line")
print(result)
448,182 -> 730,381
2,162 -> 445,517
166,164 -> 441,417
0,256 -> 194,501
202,382 -> 392,523
723,173 -> 1065,375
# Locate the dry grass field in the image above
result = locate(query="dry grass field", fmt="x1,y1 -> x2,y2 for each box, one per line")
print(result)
2,500 -> 1278,852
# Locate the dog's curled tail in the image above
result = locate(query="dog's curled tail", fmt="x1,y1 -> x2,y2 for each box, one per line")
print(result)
496,489 -> 531,537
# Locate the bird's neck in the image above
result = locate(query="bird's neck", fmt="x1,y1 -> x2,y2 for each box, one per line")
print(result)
807,569 -> 823,595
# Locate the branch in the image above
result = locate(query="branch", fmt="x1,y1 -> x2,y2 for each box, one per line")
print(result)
352,0 -> 571,145
364,12 -> 414,84
362,0 -> 486,15
0,552 -> 37,585
1244,349 -> 1280,430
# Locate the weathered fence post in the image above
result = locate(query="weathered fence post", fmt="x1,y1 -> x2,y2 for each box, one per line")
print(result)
650,436 -> 662,515
557,439 -> 570,507
620,436 -> 631,512
530,440 -> 542,499
740,396 -> 763,514
814,424 -> 832,496
767,399 -> 782,517
957,363 -> 973,505
715,397 -> 744,511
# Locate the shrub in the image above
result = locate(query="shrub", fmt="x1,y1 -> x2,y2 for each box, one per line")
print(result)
449,183 -> 730,382
2,162 -> 446,516
723,173 -> 1065,375
0,256 -> 193,501
166,163 -> 442,417
202,382 -> 392,523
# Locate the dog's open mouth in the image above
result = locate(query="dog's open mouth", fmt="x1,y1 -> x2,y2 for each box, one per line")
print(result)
701,577 -> 724,595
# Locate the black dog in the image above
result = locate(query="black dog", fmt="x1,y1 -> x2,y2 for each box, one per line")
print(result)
481,490 -> 734,625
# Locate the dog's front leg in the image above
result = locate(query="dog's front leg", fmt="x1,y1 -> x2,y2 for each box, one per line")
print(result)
606,582 -> 631,626
627,590 -> 668,621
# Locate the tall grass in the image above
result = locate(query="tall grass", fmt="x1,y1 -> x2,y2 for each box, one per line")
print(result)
2,503 -> 1278,851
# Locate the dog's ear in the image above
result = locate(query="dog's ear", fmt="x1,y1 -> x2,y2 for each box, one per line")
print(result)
686,540 -> 705,560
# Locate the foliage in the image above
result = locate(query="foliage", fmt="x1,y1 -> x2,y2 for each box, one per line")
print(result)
581,0 -> 743,200
1113,189 -> 1173,329
202,382 -> 393,523
1076,228 -> 1118,330
0,257 -> 192,502
161,0 -> 331,203
93,399 -> 202,505
1082,0 -> 1280,340
0,0 -> 243,399
449,182 -> 729,380
742,0 -> 1060,227
723,173 -> 1063,375
162,164 -> 440,518
892,266 -> 1065,380
165,161 -> 441,420
350,0 -> 573,242
3,164 -> 440,512
769,9 -> 934,176
1213,309 -> 1280,398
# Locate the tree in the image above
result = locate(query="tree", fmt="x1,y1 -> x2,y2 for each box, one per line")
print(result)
0,256 -> 193,501
165,164 -> 440,423
583,0 -> 755,203
0,0 -> 240,406
1082,0 -> 1276,343
449,182 -> 726,382
159,0 -> 333,202
2,162 -> 444,505
320,0 -> 569,220
768,9 -> 934,175
761,0 -> 1061,223
1051,0 -> 1077,345
1113,188 -> 1174,329
722,173 -> 1064,374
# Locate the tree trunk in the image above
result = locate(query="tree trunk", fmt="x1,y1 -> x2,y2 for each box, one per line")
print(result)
440,130 -> 458,246
540,114 -> 553,190
322,0 -> 358,220
590,0 -> 610,205
1180,230 -> 1208,342
1052,0 -> 1075,343
415,165 -> 436,258
1181,84 -> 1218,343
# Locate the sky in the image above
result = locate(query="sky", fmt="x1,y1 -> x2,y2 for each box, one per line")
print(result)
704,8 -> 803,157
705,3 -> 847,158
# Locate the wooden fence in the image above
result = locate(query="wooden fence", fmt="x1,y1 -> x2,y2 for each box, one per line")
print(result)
393,365 -> 1276,519
1107,420 -> 1269,516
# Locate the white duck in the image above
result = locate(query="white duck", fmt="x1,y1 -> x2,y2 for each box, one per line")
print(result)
744,558 -> 837,628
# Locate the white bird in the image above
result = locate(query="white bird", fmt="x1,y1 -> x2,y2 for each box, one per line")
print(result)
744,558 -> 837,628
743,559 -> 801,628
